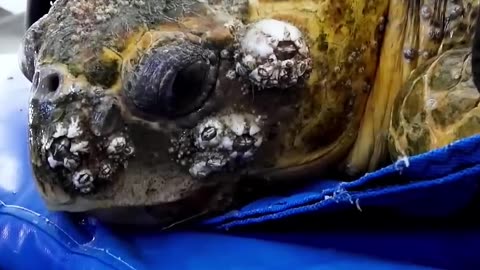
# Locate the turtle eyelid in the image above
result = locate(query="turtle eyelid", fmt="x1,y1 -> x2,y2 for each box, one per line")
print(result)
122,41 -> 218,118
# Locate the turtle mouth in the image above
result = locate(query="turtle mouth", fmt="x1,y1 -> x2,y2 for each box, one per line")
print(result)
28,66 -> 135,194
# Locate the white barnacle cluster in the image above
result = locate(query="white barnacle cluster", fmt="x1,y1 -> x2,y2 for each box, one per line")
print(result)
47,117 -> 89,158
106,135 -> 135,163
233,19 -> 313,89
107,136 -> 127,155
64,0 -> 146,41
188,152 -> 229,179
44,117 -> 92,192
194,114 -> 263,156
72,169 -> 95,194
42,114 -> 134,194
67,0 -> 146,21
187,113 -> 264,178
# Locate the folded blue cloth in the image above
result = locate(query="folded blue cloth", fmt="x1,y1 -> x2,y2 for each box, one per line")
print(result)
204,134 -> 480,229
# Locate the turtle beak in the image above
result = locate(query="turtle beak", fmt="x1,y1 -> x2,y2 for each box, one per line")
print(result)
28,65 -> 135,194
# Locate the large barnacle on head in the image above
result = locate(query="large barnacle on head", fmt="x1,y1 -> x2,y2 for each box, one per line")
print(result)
232,19 -> 313,89
169,113 -> 265,179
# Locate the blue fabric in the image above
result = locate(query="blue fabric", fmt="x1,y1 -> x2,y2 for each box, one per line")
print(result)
204,134 -> 480,229
1,54 -> 480,270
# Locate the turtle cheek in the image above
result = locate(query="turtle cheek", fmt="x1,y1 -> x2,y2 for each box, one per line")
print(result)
28,66 -> 135,195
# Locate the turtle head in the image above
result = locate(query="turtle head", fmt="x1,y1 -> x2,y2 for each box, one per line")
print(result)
20,0 -> 313,224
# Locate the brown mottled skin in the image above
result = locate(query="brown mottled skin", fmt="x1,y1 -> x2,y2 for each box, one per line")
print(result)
20,0 -> 480,227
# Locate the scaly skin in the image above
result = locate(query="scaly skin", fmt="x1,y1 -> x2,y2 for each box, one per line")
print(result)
388,48 -> 480,158
345,0 -> 480,175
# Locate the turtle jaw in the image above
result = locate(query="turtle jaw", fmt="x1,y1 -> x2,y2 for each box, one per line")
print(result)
28,65 -> 134,195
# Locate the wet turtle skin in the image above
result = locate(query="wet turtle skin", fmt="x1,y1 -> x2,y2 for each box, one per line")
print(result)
345,0 -> 480,174
388,1 -> 480,159
19,0 -> 480,227
388,48 -> 480,158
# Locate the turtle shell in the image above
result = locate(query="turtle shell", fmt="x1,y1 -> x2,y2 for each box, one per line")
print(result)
388,47 -> 480,158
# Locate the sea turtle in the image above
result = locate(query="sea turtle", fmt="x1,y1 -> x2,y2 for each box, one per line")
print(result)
20,0 -> 480,226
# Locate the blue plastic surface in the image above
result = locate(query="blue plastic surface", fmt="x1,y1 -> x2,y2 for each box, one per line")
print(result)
1,53 -> 480,270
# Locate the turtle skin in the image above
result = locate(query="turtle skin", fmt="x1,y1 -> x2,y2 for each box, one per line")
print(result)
388,47 -> 480,158
345,0 -> 480,175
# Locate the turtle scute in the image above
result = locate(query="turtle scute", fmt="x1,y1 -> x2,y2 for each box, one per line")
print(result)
389,47 -> 480,158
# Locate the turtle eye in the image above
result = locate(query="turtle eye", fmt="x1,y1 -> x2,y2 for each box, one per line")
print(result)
161,60 -> 214,116
124,42 -> 218,118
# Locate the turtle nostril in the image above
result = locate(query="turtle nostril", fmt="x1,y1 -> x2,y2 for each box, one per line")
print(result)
39,72 -> 61,92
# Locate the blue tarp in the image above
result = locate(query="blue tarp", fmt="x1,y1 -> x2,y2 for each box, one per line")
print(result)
1,53 -> 479,270
204,133 -> 480,229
